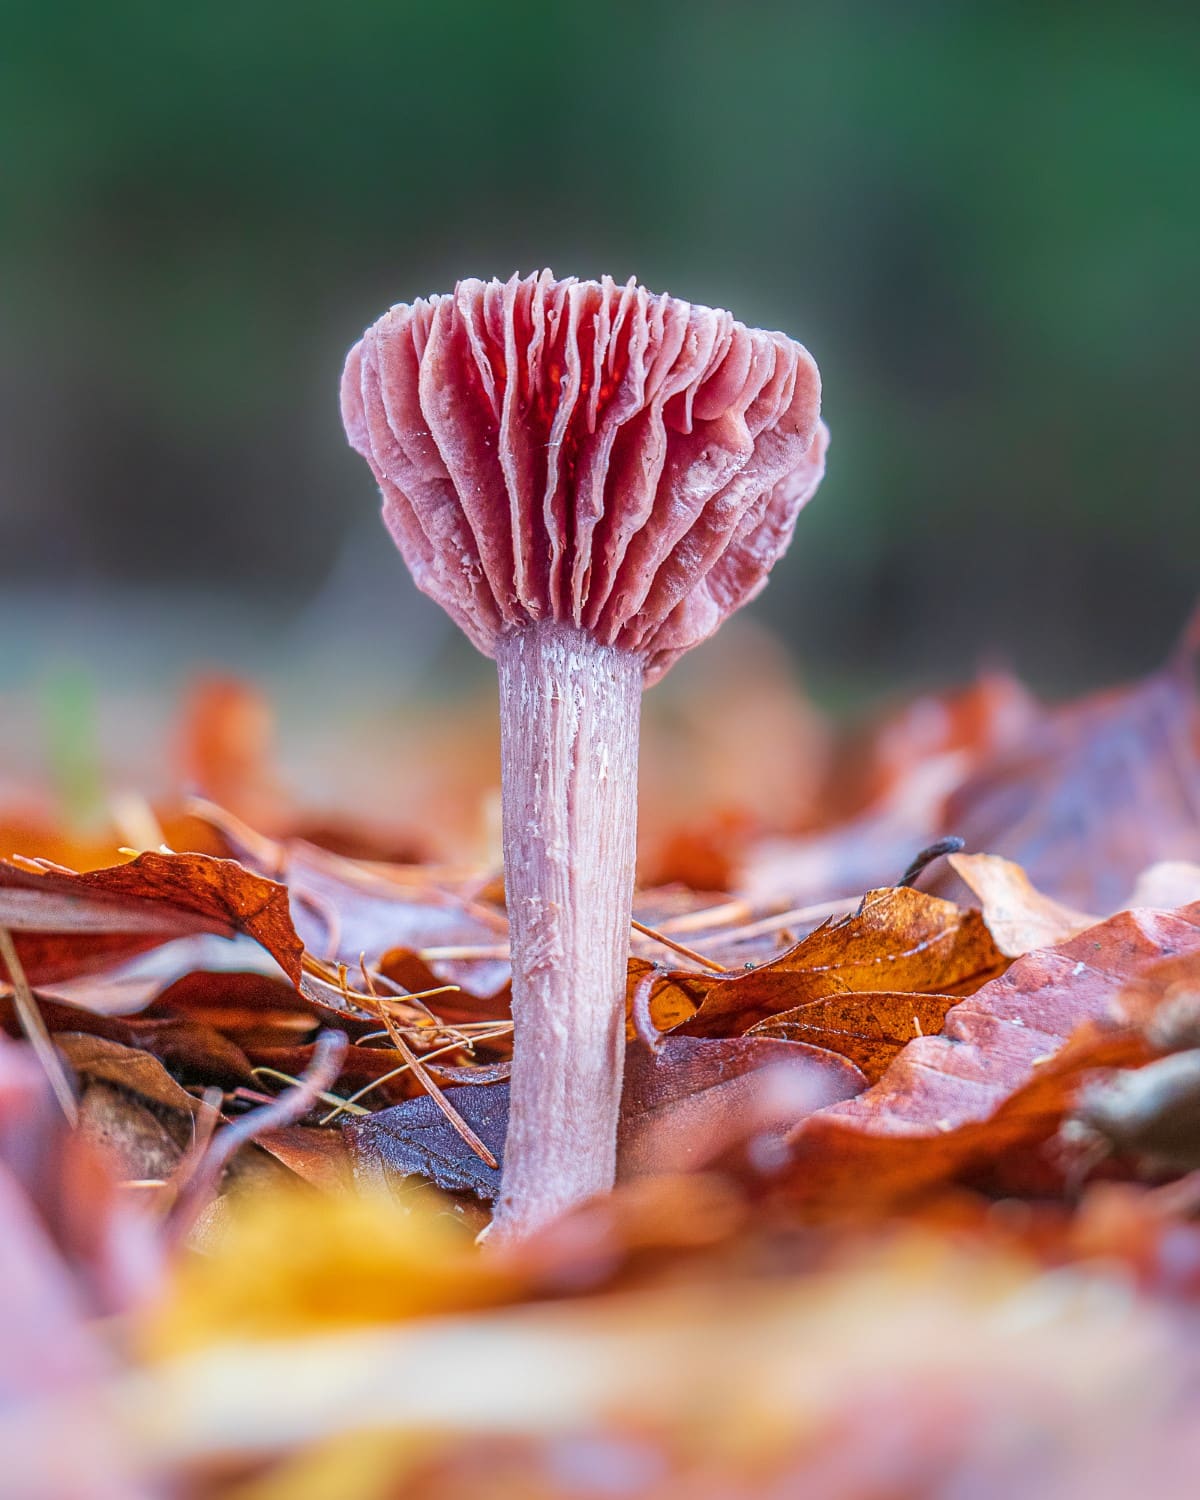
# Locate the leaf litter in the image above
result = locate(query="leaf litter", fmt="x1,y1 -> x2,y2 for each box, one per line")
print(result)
2,608 -> 1200,1494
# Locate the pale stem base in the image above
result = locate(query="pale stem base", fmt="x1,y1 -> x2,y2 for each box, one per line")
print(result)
490,622 -> 642,1242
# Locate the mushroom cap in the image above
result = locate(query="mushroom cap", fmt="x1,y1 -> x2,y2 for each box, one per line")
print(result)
341,271 -> 826,683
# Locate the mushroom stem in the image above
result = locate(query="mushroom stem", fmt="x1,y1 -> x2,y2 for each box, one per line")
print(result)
491,621 -> 642,1241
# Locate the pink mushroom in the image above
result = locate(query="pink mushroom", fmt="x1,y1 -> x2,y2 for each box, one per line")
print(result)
342,271 -> 826,1241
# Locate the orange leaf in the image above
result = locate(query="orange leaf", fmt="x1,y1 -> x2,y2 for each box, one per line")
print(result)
632,887 -> 1006,1041
784,901 -> 1200,1214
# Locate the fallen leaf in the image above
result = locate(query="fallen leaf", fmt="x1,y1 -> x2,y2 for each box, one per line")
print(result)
948,851 -> 1099,957
784,901 -> 1200,1213
198,802 -> 511,995
634,887 -> 1005,1040
345,1083 -> 507,1201
1128,861 -> 1200,912
143,1184 -> 516,1357
748,992 -> 961,1083
0,851 -> 303,986
348,1037 -> 866,1202
56,1033 -> 204,1120
619,1035 -> 864,1177
144,970 -> 320,1050
0,994 -> 257,1091
78,1080 -> 185,1183
254,1126 -> 353,1191
131,1222 -> 1200,1497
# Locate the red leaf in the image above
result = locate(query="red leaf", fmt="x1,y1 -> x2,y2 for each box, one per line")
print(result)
784,901 -> 1200,1213
0,851 -> 303,986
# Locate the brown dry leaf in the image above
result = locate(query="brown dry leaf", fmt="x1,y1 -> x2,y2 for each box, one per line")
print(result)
175,676 -> 287,835
783,900 -> 1200,1214
143,970 -> 320,1050
253,1126 -> 353,1191
56,1033 -> 204,1120
948,851 -> 1100,957
632,886 -> 1006,1040
951,850 -> 1200,961
736,672 -> 1040,909
0,850 -> 303,986
78,1081 -> 186,1184
0,993 -> 257,1091
936,611 -> 1200,912
748,992 -> 962,1083
859,670 -> 1039,811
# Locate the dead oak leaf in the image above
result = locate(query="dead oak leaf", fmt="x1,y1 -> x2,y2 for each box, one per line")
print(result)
630,887 -> 1006,1041
950,850 -> 1200,960
194,802 -> 510,999
783,900 -> 1200,1214
748,992 -> 961,1083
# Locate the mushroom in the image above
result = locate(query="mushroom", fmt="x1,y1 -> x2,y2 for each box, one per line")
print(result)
341,272 -> 826,1241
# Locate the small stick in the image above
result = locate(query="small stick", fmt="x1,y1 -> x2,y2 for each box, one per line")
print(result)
166,1085 -> 225,1206
251,1066 -> 359,1113
416,942 -> 511,963
630,918 -> 727,973
294,885 -> 343,963
7,853 -> 78,876
319,1025 -> 513,1124
0,926 -> 78,1125
362,966 -> 499,1169
698,897 -> 854,947
648,899 -> 754,936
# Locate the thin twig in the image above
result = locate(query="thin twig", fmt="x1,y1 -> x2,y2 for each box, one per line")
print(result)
0,926 -> 78,1125
251,1065 -> 365,1114
648,899 -> 753,936
7,853 -> 78,876
166,1085 -> 225,1205
630,918 -> 728,972
416,942 -> 511,963
361,966 -> 499,1169
705,897 -> 855,947
319,1024 -> 513,1124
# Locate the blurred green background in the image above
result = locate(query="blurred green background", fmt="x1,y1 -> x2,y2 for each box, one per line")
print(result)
1,1 -> 1197,707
